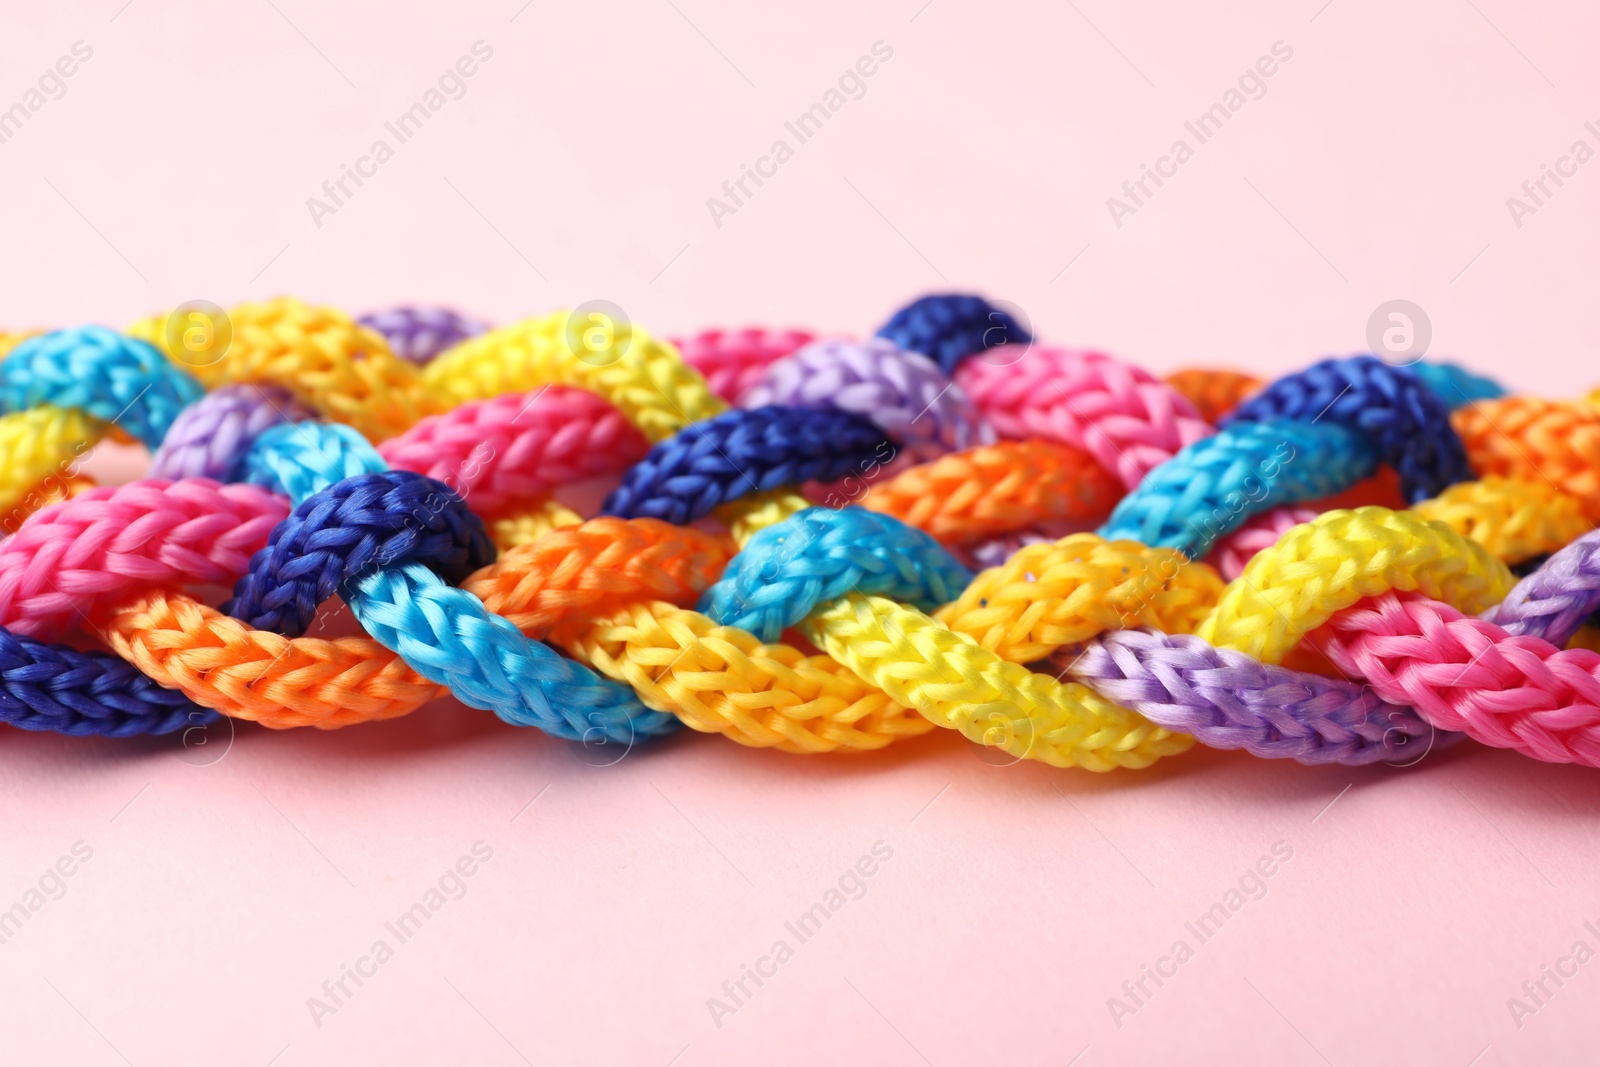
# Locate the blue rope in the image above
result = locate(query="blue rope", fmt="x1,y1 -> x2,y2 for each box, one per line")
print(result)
1222,356 -> 1472,504
602,405 -> 892,524
700,507 -> 972,641
224,470 -> 496,638
238,422 -> 676,743
875,293 -> 1029,374
0,326 -> 204,447
1410,360 -> 1505,409
0,628 -> 215,737
1098,420 -> 1378,558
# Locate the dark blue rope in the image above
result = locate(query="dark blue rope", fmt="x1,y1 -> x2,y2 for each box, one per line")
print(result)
224,470 -> 497,639
875,293 -> 1029,374
1221,355 -> 1473,503
0,629 -> 215,737
602,406 -> 893,525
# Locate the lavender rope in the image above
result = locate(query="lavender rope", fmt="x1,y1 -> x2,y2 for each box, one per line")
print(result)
1482,526 -> 1600,646
739,337 -> 995,457
148,385 -> 315,480
1055,630 -> 1458,765
357,306 -> 488,364
1054,526 -> 1600,765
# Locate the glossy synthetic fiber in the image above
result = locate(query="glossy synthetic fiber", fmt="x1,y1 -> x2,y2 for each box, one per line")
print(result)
3,292 -> 1597,777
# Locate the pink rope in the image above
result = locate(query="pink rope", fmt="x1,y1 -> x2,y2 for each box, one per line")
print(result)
670,328 -> 817,403
1205,506 -> 1321,581
0,479 -> 288,638
1316,592 -> 1600,767
377,387 -> 649,516
954,347 -> 1213,490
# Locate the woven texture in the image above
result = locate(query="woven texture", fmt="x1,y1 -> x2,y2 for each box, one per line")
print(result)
1057,629 -> 1450,765
955,347 -> 1212,489
129,297 -> 432,440
0,478 -> 289,638
357,305 -> 488,364
0,326 -> 204,447
671,327 -> 816,402
702,507 -> 972,641
1223,356 -> 1473,503
1100,420 -> 1378,557
377,387 -> 648,517
148,384 -> 315,481
741,337 -> 993,456
224,470 -> 496,638
1318,592 -> 1600,766
0,628 -> 214,738
876,293 -> 1030,374
602,406 -> 891,524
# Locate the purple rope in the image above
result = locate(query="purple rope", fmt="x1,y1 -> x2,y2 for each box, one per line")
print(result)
1482,526 -> 1600,646
1054,630 -> 1460,765
357,306 -> 488,364
739,338 -> 995,457
1053,526 -> 1600,765
147,385 -> 315,480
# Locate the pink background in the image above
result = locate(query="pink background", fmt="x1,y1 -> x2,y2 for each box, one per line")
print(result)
4,0 -> 1600,1063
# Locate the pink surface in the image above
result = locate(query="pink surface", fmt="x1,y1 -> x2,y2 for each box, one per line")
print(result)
3,1 -> 1599,1064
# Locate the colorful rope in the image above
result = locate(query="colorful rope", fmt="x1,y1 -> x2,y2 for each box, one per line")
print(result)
0,292 -> 1590,781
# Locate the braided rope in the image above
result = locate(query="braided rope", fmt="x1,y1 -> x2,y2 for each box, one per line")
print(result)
876,294 -> 1029,374
954,347 -> 1211,489
357,305 -> 488,364
1163,369 -> 1262,423
422,310 -> 724,442
602,406 -> 891,524
238,422 -> 673,741
130,297 -> 432,440
224,471 -> 496,637
933,534 -> 1223,664
742,338 -> 993,456
0,479 -> 289,638
488,499 -> 585,549
1317,592 -> 1600,766
1484,526 -> 1600,646
377,387 -> 649,517
802,593 -> 1194,770
1196,507 -> 1515,663
1055,629 -> 1449,765
0,628 -> 214,738
671,327 -> 816,403
1099,420 -> 1378,557
861,439 -> 1122,545
702,507 -> 973,641
148,385 -> 315,481
0,406 -> 102,519
1223,356 -> 1473,503
1411,476 -> 1592,566
1454,397 -> 1600,520
1,326 -> 204,448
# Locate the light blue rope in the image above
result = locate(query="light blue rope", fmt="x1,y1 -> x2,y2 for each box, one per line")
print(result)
700,507 -> 972,641
0,325 -> 204,446
239,422 -> 677,743
1097,420 -> 1379,558
1410,360 -> 1505,409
